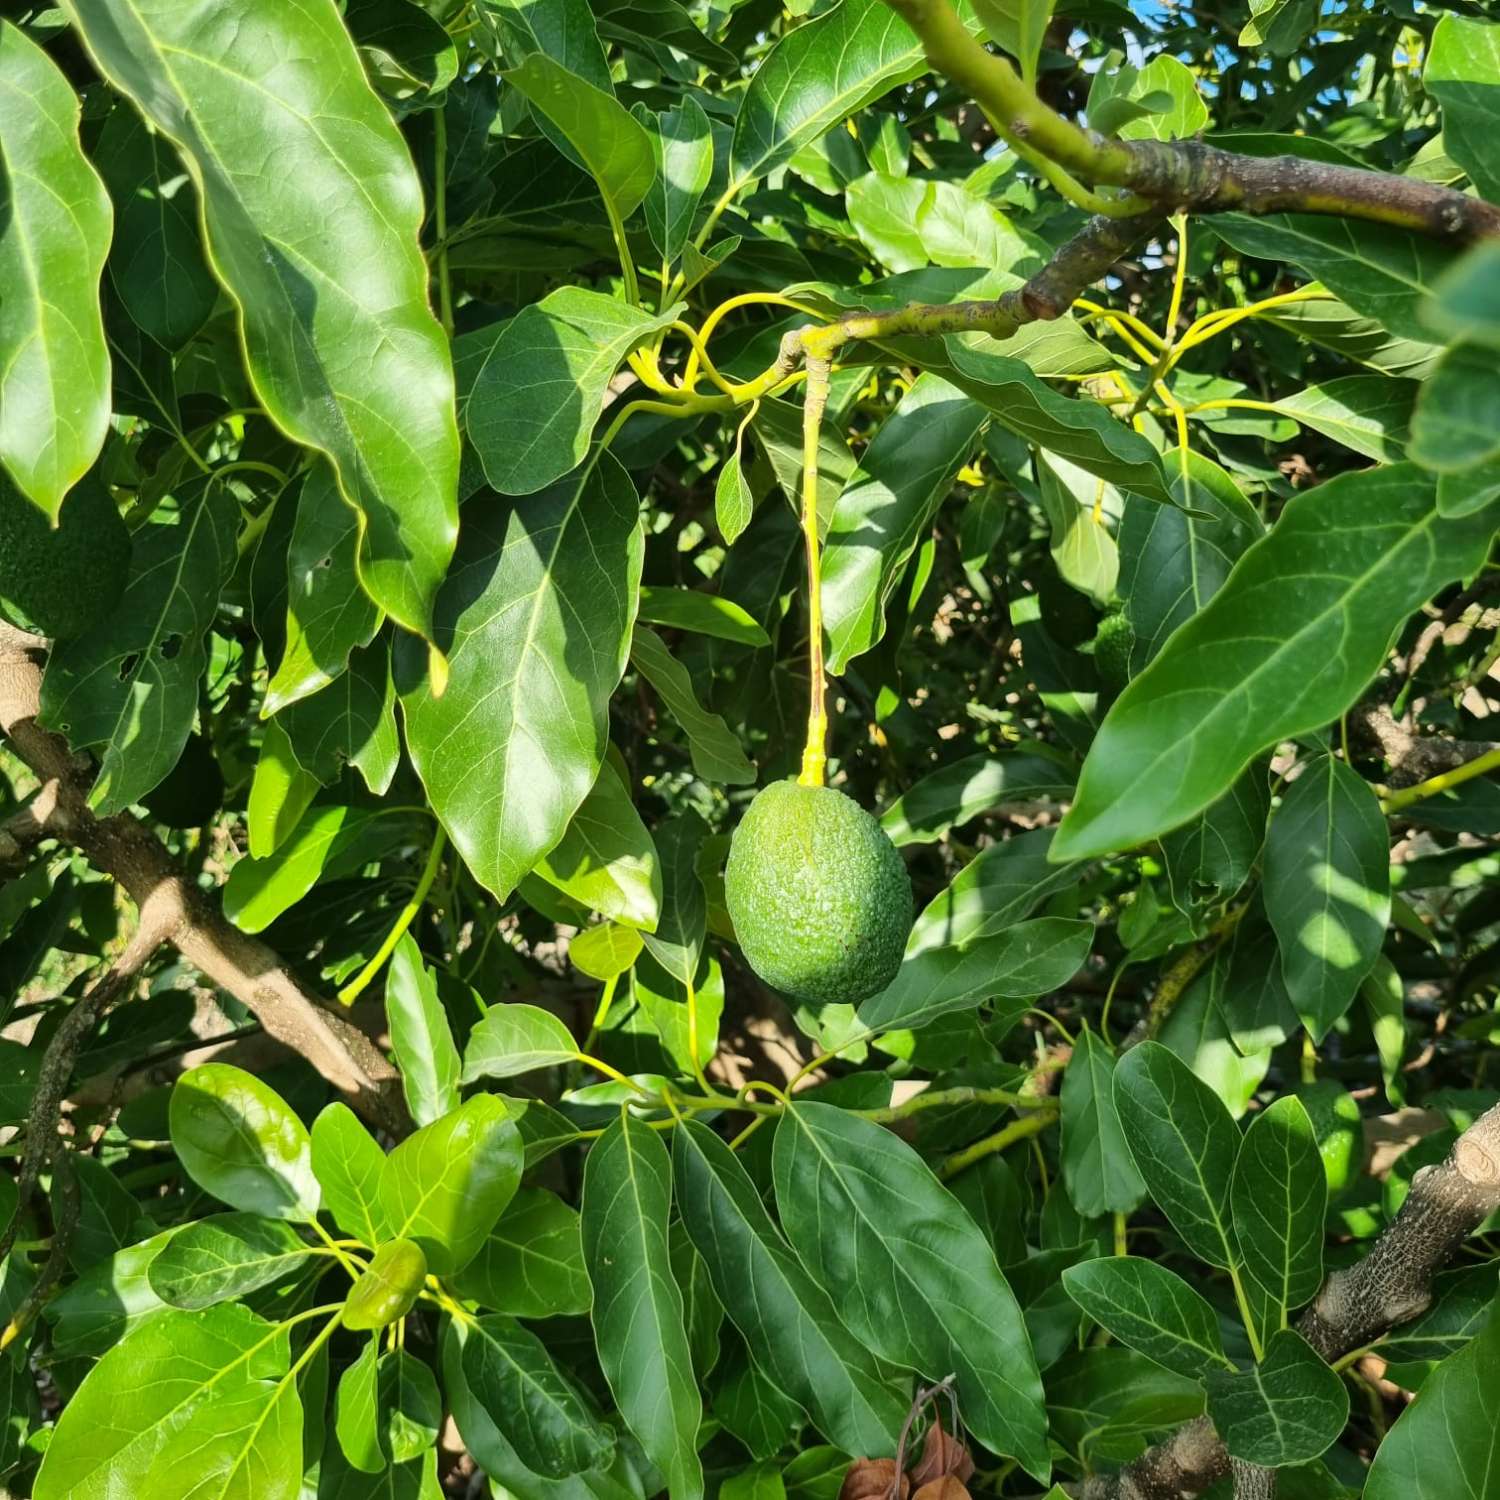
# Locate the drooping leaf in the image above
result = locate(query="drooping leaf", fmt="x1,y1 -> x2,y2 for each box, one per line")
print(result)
1060,1028 -> 1147,1218
335,1339 -> 382,1474
40,483 -> 238,817
1060,1257 -> 1231,1379
640,811 -> 708,987
773,1102 -> 1049,1479
1053,465 -> 1497,860
636,587 -> 769,646
582,1116 -> 703,1500
1204,1329 -> 1349,1466
276,638 -> 401,796
385,934 -> 462,1128
1263,753 -> 1390,1041
631,626 -> 757,785
672,1119 -> 909,1458
0,19 -> 112,518
63,0 -> 459,640
881,751 -> 1076,846
1112,1042 -> 1239,1268
400,455 -> 643,901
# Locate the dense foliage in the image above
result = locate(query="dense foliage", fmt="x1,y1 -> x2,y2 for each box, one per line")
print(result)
2,0 -> 1500,1498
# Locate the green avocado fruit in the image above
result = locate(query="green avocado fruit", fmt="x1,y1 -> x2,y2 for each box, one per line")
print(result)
1093,610 -> 1135,691
0,474 -> 131,640
724,779 -> 913,1006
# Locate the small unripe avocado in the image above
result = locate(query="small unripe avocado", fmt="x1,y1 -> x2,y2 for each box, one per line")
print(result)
724,780 -> 913,1006
0,474 -> 130,640
1093,610 -> 1135,691
342,1238 -> 427,1330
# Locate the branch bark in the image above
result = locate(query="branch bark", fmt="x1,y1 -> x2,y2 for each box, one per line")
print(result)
0,622 -> 406,1134
1079,1102 -> 1500,1498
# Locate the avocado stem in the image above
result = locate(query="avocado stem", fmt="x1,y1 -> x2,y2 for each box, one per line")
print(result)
798,353 -> 833,788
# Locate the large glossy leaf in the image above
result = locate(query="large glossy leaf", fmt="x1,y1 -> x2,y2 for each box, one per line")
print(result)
379,1095 -> 522,1274
822,374 -> 987,672
169,1065 -> 320,1222
535,759 -> 664,928
1118,450 -> 1263,671
277,639 -> 401,796
1053,465 -> 1498,860
1210,215 -> 1461,341
630,627 -> 756,785
400,455 -> 643,900
582,1116 -> 703,1500
463,1003 -> 579,1082
40,484 -> 238,817
0,20 -> 111,517
1426,16 -> 1500,203
642,97 -> 714,264
148,1214 -> 314,1310
385,934 -> 462,1128
1112,1041 -> 1238,1268
459,1313 -> 615,1479
1060,1028 -> 1147,1217
1060,1257 -> 1230,1379
32,1303 -> 294,1500
451,1188 -> 591,1317
1275,375 -> 1417,462
907,828 -> 1083,952
1263,753 -> 1390,1040
881,751 -> 1076,846
70,0 -> 458,633
479,0 -> 610,90
1410,342 -> 1500,474
1231,1096 -> 1326,1322
1365,1291 -> 1500,1498
1204,1329 -> 1348,1466
858,917 -> 1093,1032
310,1103 -> 386,1248
728,0 -> 927,192
671,1119 -> 908,1457
467,290 -> 678,496
774,1103 -> 1049,1479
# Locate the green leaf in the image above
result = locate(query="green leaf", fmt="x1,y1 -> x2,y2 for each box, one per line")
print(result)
32,1303 -> 294,1500
1411,342 -> 1500,474
1426,241 -> 1500,350
385,934 -> 462,1128
479,0 -> 610,92
1264,753 -> 1390,1040
1061,1257 -> 1230,1379
1113,1041 -> 1238,1267
1045,1345 -> 1205,1465
1035,451 -> 1120,606
1204,1329 -> 1349,1466
263,466 -> 383,714
170,1065 -> 320,1222
1425,16 -> 1500,203
672,1119 -> 908,1457
728,0 -> 927,192
277,638 -> 400,796
715,452 -> 756,545
0,20 -> 111,517
459,1313 -> 616,1479
858,918 -> 1093,1032
463,1003 -> 579,1082
822,375 -> 987,672
62,0 -> 459,640
642,97 -> 713,264
1231,1096 -> 1327,1322
570,923 -> 646,982
379,1095 -> 522,1274
468,290 -> 679,496
92,103 -> 216,350
1239,0 -> 1318,54
1060,1029 -> 1147,1218
336,1339 -> 383,1474
1367,1291 -> 1500,1496
1159,764 -> 1270,922
636,586 -> 769,646
536,759 -> 663,929
376,1351 -> 441,1462
845,172 -> 930,272
880,751 -> 1076,846
1362,957 -> 1407,1108
1053,465 -> 1497,860
504,54 -> 655,224
773,1103 -> 1049,1480
40,484 -> 238,817
348,0 -> 458,100
639,811 -> 708,987
1275,375 -> 1417,463
971,0 -> 1053,82
583,1116 -> 703,1500
247,719 -> 321,860
400,454 -> 643,900
630,626 -> 757,784
1210,216 -> 1461,342
907,827 -> 1083,953
147,1214 -> 313,1310
451,1188 -> 591,1317
943,344 -> 1173,504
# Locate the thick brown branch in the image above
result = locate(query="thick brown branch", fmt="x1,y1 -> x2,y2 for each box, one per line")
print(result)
0,622 -> 405,1134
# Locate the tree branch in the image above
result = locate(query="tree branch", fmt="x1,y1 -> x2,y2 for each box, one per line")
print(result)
879,0 -> 1500,243
1079,1102 -> 1500,1498
0,622 -> 406,1134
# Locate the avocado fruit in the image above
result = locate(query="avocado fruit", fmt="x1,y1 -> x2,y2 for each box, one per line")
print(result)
1093,610 -> 1135,691
0,474 -> 131,640
724,779 -> 913,1006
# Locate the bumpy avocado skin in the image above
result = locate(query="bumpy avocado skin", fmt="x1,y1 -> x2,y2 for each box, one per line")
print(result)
724,780 -> 914,1006
0,475 -> 131,640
